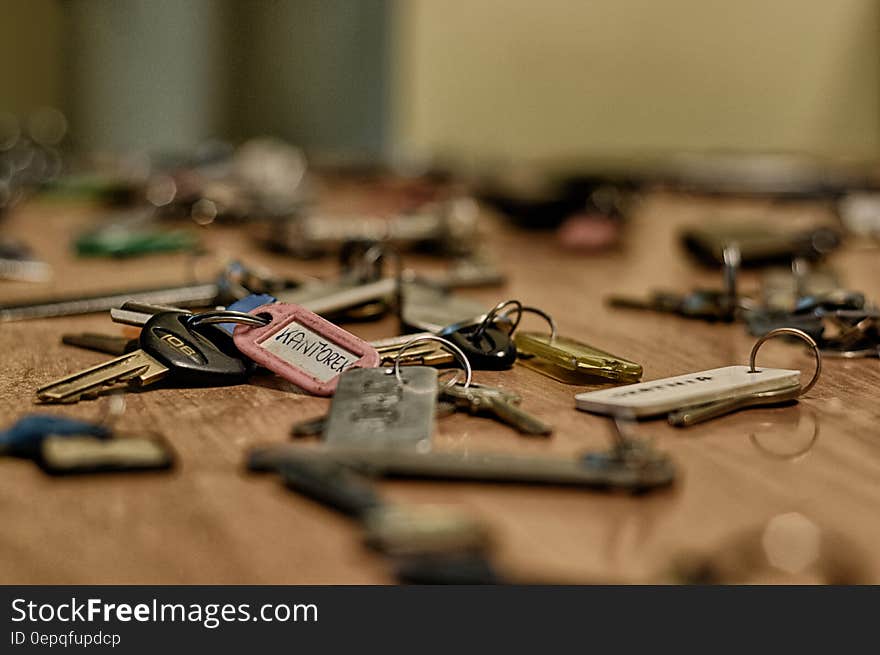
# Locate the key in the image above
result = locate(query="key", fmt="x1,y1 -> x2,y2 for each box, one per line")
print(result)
0,261 -> 296,322
110,301 -> 260,372
36,310 -> 251,403
440,318 -> 518,370
323,366 -> 438,448
268,198 -> 479,258
442,383 -> 552,436
1,281 -> 222,322
62,333 -> 139,357
608,289 -> 736,322
0,256 -> 52,282
514,333 -> 643,384
275,277 -> 397,319
0,238 -> 52,282
39,435 -> 173,475
291,415 -> 327,438
274,457 -> 491,556
667,383 -> 802,427
0,414 -> 110,457
608,244 -> 741,322
371,333 -> 455,367
399,282 -> 487,333
232,302 -> 380,396
248,441 -> 676,492
575,365 -> 801,418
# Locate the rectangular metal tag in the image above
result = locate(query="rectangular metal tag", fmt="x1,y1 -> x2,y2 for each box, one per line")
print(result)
324,367 -> 438,449
575,365 -> 800,417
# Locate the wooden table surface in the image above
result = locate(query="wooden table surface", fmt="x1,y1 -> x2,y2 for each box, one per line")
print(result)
1,191 -> 878,584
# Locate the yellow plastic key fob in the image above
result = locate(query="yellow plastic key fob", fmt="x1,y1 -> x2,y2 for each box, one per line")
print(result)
513,332 -> 643,384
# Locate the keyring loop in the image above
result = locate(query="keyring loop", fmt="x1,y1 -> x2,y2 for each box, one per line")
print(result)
393,335 -> 472,389
500,305 -> 557,341
187,310 -> 272,328
472,299 -> 523,341
748,327 -> 822,396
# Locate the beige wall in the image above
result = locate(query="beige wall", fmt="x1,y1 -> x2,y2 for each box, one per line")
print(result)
0,0 -> 64,115
392,0 -> 880,162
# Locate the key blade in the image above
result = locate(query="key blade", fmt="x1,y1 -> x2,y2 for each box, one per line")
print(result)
0,283 -> 219,322
36,351 -> 169,403
485,396 -> 552,436
668,383 -> 802,427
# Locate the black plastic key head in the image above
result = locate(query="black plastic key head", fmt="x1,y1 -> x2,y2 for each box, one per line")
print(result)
139,311 -> 251,384
440,321 -> 517,370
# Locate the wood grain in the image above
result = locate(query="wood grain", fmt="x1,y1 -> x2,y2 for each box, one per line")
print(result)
1,192 -> 878,583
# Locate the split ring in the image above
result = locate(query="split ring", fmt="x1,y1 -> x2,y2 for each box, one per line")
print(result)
748,327 -> 822,396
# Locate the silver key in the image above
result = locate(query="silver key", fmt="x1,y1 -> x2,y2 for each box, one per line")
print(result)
275,277 -> 396,316
249,442 -> 675,492
1,282 -> 219,322
442,383 -> 552,436
110,302 -> 190,327
36,350 -> 169,403
667,383 -> 802,427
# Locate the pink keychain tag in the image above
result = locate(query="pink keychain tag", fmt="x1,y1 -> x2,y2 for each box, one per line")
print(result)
233,303 -> 380,396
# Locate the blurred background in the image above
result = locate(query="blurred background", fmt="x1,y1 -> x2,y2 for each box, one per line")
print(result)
3,0 -> 879,162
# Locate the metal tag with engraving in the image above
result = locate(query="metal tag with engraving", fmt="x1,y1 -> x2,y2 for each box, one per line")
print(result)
324,367 -> 438,449
233,303 -> 380,396
575,365 -> 800,417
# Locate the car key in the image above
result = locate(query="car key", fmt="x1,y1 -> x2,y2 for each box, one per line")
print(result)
441,382 -> 552,436
438,300 -> 520,370
36,310 -> 253,403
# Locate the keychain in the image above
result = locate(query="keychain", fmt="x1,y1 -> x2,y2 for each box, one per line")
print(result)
506,306 -> 643,384
575,328 -> 821,426
233,302 -> 381,396
324,335 -> 472,450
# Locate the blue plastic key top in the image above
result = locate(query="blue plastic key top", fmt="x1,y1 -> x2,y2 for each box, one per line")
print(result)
0,414 -> 110,457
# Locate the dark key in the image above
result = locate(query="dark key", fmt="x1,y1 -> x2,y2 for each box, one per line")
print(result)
279,459 -> 384,519
38,311 -> 252,403
139,311 -> 253,385
439,320 -> 517,370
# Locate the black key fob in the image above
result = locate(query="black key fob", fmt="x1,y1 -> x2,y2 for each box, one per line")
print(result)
440,321 -> 517,370
140,311 -> 252,384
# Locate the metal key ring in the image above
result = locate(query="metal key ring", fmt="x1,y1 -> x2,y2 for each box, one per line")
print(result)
748,327 -> 822,396
393,335 -> 472,389
500,305 -> 557,341
472,299 -> 524,341
186,310 -> 272,328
